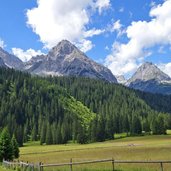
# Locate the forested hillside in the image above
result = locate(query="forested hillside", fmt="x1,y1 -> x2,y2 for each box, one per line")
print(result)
0,68 -> 95,146
50,77 -> 171,138
0,68 -> 171,146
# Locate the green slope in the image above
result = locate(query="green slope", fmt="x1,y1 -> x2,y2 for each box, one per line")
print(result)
0,68 -> 171,146
0,68 -> 95,145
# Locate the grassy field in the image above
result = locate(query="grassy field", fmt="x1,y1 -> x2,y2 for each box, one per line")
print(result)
0,166 -> 8,171
18,135 -> 171,171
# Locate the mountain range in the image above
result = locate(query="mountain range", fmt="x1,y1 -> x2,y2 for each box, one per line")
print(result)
22,40 -> 117,83
0,40 -> 171,95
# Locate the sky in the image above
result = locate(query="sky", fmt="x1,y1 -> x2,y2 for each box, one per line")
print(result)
0,0 -> 171,78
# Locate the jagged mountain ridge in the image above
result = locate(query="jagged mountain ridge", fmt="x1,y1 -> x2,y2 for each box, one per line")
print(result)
127,62 -> 171,94
1,41 -> 171,94
0,47 -> 23,69
23,40 -> 117,83
0,57 -> 7,67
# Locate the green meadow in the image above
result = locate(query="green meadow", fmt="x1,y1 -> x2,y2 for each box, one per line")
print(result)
17,135 -> 171,171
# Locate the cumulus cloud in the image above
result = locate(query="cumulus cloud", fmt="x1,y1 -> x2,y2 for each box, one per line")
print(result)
0,38 -> 6,48
12,48 -> 44,62
76,39 -> 94,53
105,0 -> 171,76
95,0 -> 110,14
159,62 -> 171,77
26,0 -> 110,50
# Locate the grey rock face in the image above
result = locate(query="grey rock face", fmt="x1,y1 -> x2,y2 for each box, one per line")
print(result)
116,75 -> 127,84
0,47 -> 23,69
127,62 -> 171,94
0,57 -> 7,67
127,62 -> 171,84
23,40 -> 117,83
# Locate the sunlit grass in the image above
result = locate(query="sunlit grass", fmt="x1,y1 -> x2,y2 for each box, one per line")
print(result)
19,135 -> 171,171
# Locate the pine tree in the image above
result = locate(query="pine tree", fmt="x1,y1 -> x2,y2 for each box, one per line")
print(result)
131,116 -> 142,135
31,125 -> 37,141
11,134 -> 19,159
77,123 -> 87,144
56,123 -> 62,144
0,128 -> 13,161
45,123 -> 53,145
40,122 -> 46,145
15,125 -> 24,146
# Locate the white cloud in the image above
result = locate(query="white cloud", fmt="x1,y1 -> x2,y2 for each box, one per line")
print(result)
105,0 -> 171,76
159,62 -> 171,77
95,0 -> 110,14
0,38 -> 6,48
77,39 -> 94,53
12,48 -> 44,62
112,20 -> 122,32
84,28 -> 105,38
150,1 -> 156,8
108,20 -> 125,37
26,0 -> 110,51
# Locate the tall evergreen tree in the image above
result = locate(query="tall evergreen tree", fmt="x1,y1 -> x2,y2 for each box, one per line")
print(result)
11,135 -> 19,159
0,128 -> 13,161
131,116 -> 142,135
45,123 -> 53,145
40,122 -> 46,145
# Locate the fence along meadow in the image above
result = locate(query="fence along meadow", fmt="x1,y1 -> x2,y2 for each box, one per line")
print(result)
3,158 -> 171,171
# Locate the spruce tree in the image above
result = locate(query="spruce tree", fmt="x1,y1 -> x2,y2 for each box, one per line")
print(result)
11,134 -> 19,159
40,122 -> 46,145
56,123 -> 62,144
45,123 -> 53,145
77,123 -> 87,144
0,128 -> 13,161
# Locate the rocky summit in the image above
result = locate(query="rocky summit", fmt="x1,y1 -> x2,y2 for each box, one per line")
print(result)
23,40 -> 117,83
126,62 -> 171,94
0,47 -> 23,69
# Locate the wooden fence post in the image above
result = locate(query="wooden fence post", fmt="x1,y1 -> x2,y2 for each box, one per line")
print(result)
70,158 -> 73,171
112,158 -> 115,171
39,162 -> 42,171
41,162 -> 43,171
160,162 -> 163,171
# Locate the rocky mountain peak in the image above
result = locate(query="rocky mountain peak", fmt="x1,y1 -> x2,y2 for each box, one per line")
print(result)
0,47 -> 23,68
126,62 -> 171,94
128,62 -> 171,84
48,40 -> 77,57
23,40 -> 117,83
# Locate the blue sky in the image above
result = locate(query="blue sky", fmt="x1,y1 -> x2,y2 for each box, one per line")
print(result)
0,0 -> 171,78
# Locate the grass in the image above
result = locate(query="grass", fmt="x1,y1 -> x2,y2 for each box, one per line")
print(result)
114,133 -> 129,139
19,135 -> 171,171
0,166 -> 12,171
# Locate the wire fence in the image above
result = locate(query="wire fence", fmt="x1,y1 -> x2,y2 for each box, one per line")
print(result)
2,160 -> 41,171
3,158 -> 171,171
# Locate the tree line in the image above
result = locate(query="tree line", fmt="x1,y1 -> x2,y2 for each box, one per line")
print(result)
0,68 -> 171,146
